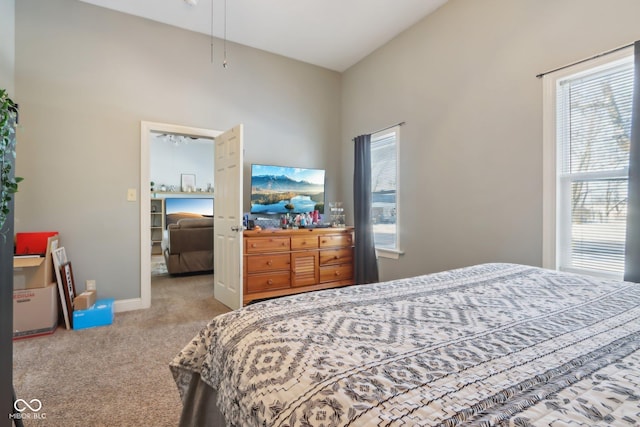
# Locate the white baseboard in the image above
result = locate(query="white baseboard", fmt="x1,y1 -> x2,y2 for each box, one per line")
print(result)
113,298 -> 149,313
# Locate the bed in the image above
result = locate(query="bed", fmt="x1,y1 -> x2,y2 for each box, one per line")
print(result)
170,263 -> 640,426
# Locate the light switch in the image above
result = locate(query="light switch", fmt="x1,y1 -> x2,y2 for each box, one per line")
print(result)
127,188 -> 137,202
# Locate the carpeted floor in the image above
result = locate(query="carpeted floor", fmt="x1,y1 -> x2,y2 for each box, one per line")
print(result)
12,270 -> 230,426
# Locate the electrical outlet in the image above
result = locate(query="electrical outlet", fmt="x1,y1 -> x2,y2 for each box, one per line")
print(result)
86,280 -> 96,291
127,188 -> 137,202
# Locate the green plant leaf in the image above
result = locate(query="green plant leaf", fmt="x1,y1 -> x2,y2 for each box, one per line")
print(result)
0,88 -> 19,231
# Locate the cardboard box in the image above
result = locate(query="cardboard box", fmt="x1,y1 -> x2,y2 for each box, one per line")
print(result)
13,283 -> 58,339
73,299 -> 114,330
74,290 -> 97,310
13,235 -> 59,290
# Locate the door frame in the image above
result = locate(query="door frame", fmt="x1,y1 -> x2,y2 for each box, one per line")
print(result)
132,121 -> 221,312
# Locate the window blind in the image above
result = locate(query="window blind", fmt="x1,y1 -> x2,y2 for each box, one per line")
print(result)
371,130 -> 398,250
557,57 -> 633,277
371,133 -> 396,193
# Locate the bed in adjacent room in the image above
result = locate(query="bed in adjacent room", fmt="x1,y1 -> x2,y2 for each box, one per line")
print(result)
170,263 -> 640,426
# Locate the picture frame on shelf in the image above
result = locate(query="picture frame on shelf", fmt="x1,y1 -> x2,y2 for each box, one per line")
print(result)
181,174 -> 196,192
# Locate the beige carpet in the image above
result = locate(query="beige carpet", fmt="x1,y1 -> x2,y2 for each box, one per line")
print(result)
12,272 -> 230,426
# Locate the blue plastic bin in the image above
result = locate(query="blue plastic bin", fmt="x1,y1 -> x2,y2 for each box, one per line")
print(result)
73,298 -> 114,330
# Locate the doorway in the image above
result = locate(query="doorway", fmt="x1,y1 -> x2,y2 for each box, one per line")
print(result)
139,121 -> 221,310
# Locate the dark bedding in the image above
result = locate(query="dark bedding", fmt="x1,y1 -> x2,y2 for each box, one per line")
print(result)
170,263 -> 640,426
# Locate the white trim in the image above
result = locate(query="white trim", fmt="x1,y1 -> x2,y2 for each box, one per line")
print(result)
542,73 -> 557,269
394,125 -> 401,255
541,46 -> 633,273
131,121 -> 221,313
558,169 -> 629,181
376,248 -> 404,260
113,298 -> 143,313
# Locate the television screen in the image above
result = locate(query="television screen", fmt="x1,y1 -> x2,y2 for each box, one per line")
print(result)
250,164 -> 325,214
165,197 -> 214,228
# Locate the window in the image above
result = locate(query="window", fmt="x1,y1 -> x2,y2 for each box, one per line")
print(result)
543,48 -> 633,279
371,126 -> 401,258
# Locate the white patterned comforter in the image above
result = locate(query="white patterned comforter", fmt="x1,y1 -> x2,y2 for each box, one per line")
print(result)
170,263 -> 640,426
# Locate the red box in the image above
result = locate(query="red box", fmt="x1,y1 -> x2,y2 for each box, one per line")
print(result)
15,232 -> 58,255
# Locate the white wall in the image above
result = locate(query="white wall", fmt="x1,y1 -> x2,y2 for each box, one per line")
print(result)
341,0 -> 640,281
150,136 -> 214,191
0,0 -> 15,95
15,0 -> 342,301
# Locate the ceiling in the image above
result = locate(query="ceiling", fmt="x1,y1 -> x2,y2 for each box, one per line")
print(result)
77,0 -> 448,72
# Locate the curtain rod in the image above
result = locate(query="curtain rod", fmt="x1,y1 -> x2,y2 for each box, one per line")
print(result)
353,121 -> 405,141
536,42 -> 635,79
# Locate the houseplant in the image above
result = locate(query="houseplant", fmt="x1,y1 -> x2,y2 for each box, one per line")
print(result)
0,88 -> 21,240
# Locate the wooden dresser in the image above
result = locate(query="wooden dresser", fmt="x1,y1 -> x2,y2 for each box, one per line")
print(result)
243,227 -> 355,305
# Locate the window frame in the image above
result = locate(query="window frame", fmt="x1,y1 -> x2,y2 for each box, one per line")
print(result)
370,125 -> 403,259
542,46 -> 633,280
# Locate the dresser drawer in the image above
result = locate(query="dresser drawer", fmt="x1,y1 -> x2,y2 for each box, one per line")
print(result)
319,248 -> 353,266
245,237 -> 290,253
291,236 -> 319,250
246,272 -> 290,292
319,233 -> 353,248
319,263 -> 353,283
246,254 -> 290,273
291,251 -> 319,287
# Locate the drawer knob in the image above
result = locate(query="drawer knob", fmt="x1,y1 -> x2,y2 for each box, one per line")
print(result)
251,243 -> 257,248
267,260 -> 273,266
334,255 -> 340,260
267,279 -> 273,285
335,271 -> 340,276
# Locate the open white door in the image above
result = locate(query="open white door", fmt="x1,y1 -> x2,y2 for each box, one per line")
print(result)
213,124 -> 244,310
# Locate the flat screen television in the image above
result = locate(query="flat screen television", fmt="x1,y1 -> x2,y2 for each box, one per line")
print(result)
165,197 -> 214,228
250,164 -> 325,214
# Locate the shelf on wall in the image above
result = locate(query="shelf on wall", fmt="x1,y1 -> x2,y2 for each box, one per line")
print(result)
151,191 -> 214,197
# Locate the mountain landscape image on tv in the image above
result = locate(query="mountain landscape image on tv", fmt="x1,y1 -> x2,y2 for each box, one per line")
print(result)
250,164 -> 325,214
165,197 -> 214,228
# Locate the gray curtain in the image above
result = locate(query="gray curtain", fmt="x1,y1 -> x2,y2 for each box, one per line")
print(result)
625,40 -> 640,283
353,134 -> 379,284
